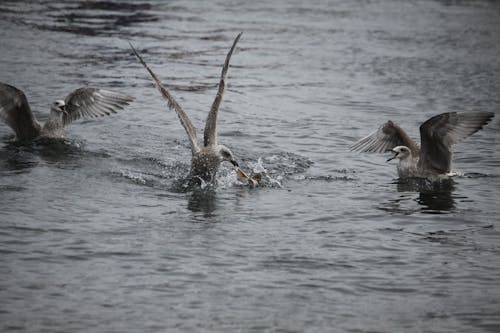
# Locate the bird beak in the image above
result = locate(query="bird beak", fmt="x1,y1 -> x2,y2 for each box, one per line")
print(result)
231,159 -> 239,167
61,105 -> 68,115
386,151 -> 398,162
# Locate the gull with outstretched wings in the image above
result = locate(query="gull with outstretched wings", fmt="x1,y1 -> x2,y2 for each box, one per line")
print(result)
130,33 -> 243,184
351,111 -> 495,180
0,83 -> 134,141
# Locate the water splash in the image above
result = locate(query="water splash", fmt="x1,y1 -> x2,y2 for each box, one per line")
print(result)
242,152 -> 313,188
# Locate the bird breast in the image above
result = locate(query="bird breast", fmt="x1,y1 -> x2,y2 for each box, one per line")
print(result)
190,150 -> 222,182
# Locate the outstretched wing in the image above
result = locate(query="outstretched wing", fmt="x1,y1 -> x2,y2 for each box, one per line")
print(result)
204,32 -> 242,147
350,120 -> 419,155
0,83 -> 41,140
129,41 -> 200,154
63,88 -> 134,125
418,111 -> 495,174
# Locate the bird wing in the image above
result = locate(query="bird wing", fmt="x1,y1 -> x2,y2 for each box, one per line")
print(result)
203,32 -> 242,147
418,111 -> 495,173
0,83 -> 41,140
129,41 -> 200,154
63,88 -> 134,125
350,120 -> 419,155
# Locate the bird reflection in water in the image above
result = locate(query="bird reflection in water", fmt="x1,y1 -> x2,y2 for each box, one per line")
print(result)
187,188 -> 218,216
397,178 -> 456,213
379,178 -> 458,215
0,143 -> 38,172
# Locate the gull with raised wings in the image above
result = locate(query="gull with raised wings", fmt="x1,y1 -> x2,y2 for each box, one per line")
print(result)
0,83 -> 134,141
130,33 -> 243,184
351,111 -> 495,180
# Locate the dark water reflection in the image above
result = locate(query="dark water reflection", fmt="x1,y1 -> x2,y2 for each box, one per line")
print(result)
397,178 -> 456,213
417,189 -> 455,213
187,188 -> 218,215
1,1 -> 157,37
2,139 -> 86,166
0,146 -> 38,172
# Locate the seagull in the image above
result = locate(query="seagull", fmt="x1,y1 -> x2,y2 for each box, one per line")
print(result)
130,33 -> 243,184
350,111 -> 495,180
0,83 -> 134,141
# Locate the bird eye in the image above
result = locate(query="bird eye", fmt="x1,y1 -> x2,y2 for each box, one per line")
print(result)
221,150 -> 233,159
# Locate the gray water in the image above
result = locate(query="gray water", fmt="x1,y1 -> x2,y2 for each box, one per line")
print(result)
1,1 -> 500,332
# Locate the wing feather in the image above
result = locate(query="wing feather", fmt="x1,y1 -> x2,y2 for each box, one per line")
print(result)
63,88 -> 134,125
129,41 -> 200,154
203,32 -> 242,147
0,83 -> 41,140
350,120 -> 419,155
418,111 -> 495,173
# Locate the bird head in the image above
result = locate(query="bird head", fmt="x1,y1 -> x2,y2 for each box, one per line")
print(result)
387,146 -> 411,162
218,145 -> 238,167
50,100 -> 68,115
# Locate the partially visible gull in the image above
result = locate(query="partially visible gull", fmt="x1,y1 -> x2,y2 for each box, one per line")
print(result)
130,33 -> 243,184
0,83 -> 134,141
350,111 -> 495,180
